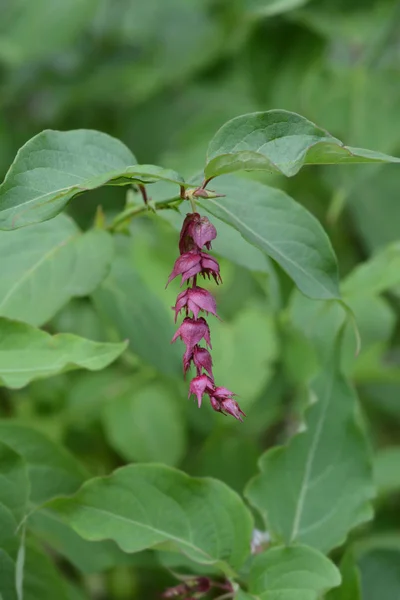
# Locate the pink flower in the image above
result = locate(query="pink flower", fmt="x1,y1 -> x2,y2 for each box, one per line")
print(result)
173,287 -> 218,321
179,213 -> 217,254
167,251 -> 221,287
172,317 -> 211,352
183,345 -> 213,377
188,374 -> 214,407
210,387 -> 246,422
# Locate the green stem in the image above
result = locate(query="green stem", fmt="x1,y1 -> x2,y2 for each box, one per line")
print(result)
108,195 -> 183,232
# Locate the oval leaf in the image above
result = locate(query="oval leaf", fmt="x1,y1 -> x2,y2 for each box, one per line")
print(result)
50,464 -> 253,573
0,317 -> 127,389
248,545 -> 341,599
0,215 -> 113,326
0,129 -> 186,230
245,343 -> 374,553
200,176 -> 339,299
205,111 -> 400,179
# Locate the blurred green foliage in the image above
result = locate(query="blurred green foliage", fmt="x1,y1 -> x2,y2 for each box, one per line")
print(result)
1,0 -> 400,598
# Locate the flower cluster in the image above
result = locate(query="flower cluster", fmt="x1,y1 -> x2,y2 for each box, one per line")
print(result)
167,212 -> 245,421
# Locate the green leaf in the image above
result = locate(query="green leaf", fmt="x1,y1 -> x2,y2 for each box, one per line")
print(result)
0,129 -> 186,230
50,464 -> 253,573
93,255 -> 181,378
29,509 -> 137,574
245,343 -> 374,553
0,318 -> 127,389
326,551 -> 361,600
200,176 -> 339,300
205,111 -> 400,179
374,447 -> 400,496
0,443 -> 29,544
0,422 -> 86,504
102,382 -> 186,466
0,215 -> 114,326
248,545 -> 340,600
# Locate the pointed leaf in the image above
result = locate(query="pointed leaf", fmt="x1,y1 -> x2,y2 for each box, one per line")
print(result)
0,423 -> 87,504
205,111 -> 400,179
200,176 -> 339,299
0,318 -> 127,389
0,215 -> 113,326
0,129 -> 186,229
50,464 -> 253,573
248,545 -> 340,599
246,345 -> 374,553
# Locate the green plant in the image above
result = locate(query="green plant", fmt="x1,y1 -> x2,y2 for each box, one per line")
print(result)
0,106 -> 399,599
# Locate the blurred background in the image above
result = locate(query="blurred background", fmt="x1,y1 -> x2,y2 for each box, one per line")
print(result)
1,0 -> 400,599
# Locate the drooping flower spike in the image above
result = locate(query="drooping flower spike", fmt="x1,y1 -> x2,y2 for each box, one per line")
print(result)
167,211 -> 245,421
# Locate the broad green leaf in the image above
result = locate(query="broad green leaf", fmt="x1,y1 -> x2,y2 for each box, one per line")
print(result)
205,111 -> 400,179
0,541 -> 69,600
0,443 -> 29,544
248,545 -> 340,599
326,551 -> 361,600
246,345 -> 374,553
374,447 -> 400,496
50,464 -> 253,573
0,422 -> 87,504
0,318 -> 127,389
211,305 -> 278,405
93,255 -> 181,378
342,242 -> 400,297
200,176 -> 339,299
0,215 -> 114,326
102,382 -> 186,466
29,509 -> 137,574
0,129 -> 186,230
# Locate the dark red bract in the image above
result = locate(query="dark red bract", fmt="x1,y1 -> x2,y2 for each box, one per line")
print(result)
167,210 -> 244,421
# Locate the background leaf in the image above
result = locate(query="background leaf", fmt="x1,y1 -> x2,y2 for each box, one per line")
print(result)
102,381 -> 186,466
93,254 -> 181,378
246,343 -> 374,553
200,176 -> 340,299
50,464 -> 253,573
0,422 -> 87,504
0,215 -> 113,326
0,318 -> 127,388
205,110 -> 400,178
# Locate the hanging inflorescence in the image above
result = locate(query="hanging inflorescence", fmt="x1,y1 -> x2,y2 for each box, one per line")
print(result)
167,212 -> 245,421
